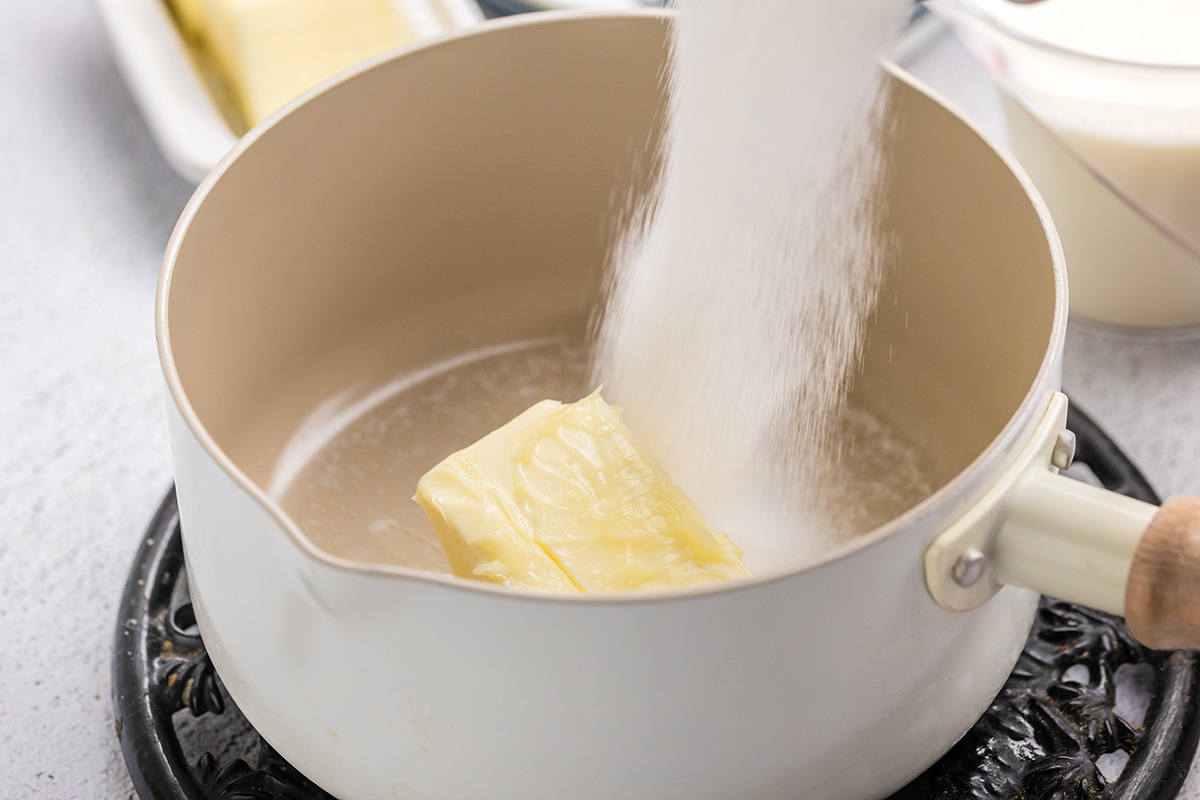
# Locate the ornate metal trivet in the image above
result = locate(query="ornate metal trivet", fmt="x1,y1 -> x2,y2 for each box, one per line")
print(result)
113,404 -> 1200,800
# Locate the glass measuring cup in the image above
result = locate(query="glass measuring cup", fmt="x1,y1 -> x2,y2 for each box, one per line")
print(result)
929,0 -> 1200,333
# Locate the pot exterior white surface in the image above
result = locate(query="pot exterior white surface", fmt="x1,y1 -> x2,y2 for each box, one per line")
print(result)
170,396 -> 1042,800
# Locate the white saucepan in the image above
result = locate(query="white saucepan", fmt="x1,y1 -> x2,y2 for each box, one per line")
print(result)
157,10 -> 1200,800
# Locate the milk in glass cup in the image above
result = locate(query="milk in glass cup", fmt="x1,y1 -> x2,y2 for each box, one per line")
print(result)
931,0 -> 1200,332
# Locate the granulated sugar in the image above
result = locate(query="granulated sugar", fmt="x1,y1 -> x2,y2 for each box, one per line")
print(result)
592,0 -> 910,572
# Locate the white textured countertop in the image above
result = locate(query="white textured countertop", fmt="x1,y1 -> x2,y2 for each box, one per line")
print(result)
1,3 -> 194,796
1,4 -> 1199,798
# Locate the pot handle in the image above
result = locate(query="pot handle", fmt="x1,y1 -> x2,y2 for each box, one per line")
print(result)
925,392 -> 1200,650
992,471 -> 1200,650
1126,498 -> 1200,650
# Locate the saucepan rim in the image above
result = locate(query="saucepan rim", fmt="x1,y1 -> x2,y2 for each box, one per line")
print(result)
156,8 -> 1068,605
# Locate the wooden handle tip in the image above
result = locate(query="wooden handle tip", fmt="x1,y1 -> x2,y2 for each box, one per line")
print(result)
1126,496 -> 1200,651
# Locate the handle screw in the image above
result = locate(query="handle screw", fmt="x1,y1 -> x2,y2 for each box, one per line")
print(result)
953,548 -> 987,588
1051,430 -> 1077,470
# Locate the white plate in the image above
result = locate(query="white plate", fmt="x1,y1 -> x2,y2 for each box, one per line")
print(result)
92,0 -> 485,183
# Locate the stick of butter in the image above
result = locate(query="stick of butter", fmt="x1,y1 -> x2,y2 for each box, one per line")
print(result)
201,0 -> 412,126
168,0 -> 210,39
415,391 -> 751,593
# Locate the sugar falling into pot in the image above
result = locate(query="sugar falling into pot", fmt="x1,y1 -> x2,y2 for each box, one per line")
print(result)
591,0 -> 912,572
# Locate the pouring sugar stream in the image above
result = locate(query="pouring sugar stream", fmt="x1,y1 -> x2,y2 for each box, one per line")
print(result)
588,0 -> 912,575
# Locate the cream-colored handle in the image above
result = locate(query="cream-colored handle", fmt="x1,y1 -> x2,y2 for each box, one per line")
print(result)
993,471 -> 1155,616
995,482 -> 1200,651
1125,497 -> 1200,651
924,391 -> 1197,651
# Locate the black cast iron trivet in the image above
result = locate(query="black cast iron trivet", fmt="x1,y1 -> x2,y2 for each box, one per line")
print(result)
113,403 -> 1200,800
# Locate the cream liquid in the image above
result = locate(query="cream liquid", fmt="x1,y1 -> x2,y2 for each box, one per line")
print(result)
274,340 -> 936,571
972,0 -> 1200,66
1003,97 -> 1200,327
970,0 -> 1200,326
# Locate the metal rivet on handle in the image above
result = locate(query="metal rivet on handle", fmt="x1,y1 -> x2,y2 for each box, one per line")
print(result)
1051,430 -> 1077,470
953,549 -> 987,588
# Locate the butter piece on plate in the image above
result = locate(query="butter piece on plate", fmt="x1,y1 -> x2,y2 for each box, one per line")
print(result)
202,0 -> 412,126
167,0 -> 210,39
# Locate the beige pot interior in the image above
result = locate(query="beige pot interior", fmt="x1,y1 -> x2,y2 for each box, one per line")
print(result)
161,13 -> 1058,574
